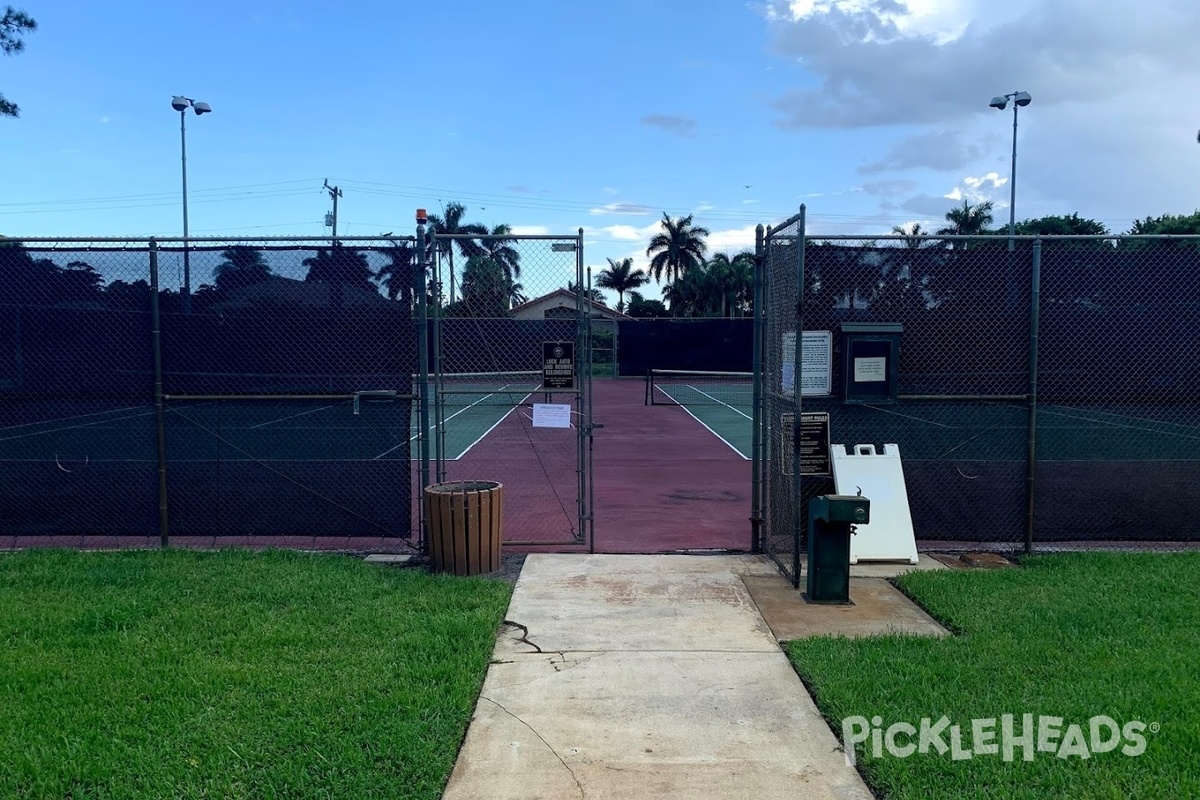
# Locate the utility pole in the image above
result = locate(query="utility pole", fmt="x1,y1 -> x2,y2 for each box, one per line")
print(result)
323,179 -> 342,243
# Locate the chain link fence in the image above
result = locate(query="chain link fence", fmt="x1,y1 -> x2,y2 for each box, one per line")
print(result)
755,216 -> 1200,583
425,231 -> 591,546
755,211 -> 806,581
1,236 -> 418,545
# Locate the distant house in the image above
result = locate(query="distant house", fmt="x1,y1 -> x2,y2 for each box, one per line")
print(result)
510,289 -> 632,322
208,276 -> 390,311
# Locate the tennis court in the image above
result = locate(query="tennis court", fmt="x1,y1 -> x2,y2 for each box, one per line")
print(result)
646,370 -> 753,459
0,372 -> 555,467
646,368 -> 1200,462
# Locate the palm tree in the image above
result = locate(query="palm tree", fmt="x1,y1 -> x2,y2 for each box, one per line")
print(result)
937,201 -> 994,249
302,244 -> 375,307
594,257 -> 648,313
373,241 -> 419,307
213,246 -> 272,292
645,213 -> 710,283
427,202 -> 487,303
460,255 -> 514,317
566,281 -> 605,304
508,282 -> 529,307
662,268 -> 712,316
479,224 -> 522,284
705,252 -> 755,317
890,222 -> 937,251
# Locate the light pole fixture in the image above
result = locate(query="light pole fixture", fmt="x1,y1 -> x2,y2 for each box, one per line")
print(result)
989,91 -> 1031,252
171,95 -> 212,312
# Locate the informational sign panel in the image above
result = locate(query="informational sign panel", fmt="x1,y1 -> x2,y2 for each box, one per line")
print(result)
782,330 -> 832,396
780,411 -> 832,476
532,403 -> 572,428
853,356 -> 887,383
542,341 -> 575,390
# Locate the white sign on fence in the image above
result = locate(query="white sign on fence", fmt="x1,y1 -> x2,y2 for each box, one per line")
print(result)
782,330 -> 833,396
531,403 -> 573,428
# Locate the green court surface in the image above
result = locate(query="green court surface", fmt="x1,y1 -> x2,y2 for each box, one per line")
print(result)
651,379 -> 1200,463
0,392 -> 532,464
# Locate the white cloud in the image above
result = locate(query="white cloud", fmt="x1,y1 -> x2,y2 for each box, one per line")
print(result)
641,114 -> 698,138
99,116 -> 111,124
589,202 -> 656,216
695,202 -> 715,212
943,172 -> 1006,204
770,0 -> 973,44
509,225 -> 549,236
762,0 -> 1200,227
706,225 -> 758,254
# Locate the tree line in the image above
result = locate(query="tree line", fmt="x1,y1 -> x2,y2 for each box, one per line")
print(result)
3,200 -> 1199,317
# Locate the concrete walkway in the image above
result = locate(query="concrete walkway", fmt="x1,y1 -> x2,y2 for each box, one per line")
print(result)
442,554 -> 875,800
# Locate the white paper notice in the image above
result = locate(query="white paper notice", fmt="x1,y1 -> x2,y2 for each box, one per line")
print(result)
532,403 -> 572,428
854,356 -> 887,383
782,330 -> 833,395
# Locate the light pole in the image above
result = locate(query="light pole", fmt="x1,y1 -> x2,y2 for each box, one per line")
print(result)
989,91 -> 1031,252
171,96 -> 212,313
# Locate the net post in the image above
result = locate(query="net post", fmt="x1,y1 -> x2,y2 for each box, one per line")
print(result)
149,238 -> 170,548
751,224 -> 765,553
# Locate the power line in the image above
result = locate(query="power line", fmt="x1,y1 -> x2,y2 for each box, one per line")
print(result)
0,179 -> 321,209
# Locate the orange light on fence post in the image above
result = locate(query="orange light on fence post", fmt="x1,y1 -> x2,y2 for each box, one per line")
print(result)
416,208 -> 427,223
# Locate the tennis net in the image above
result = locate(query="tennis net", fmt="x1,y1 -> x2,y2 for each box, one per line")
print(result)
434,370 -> 557,407
646,369 -> 753,407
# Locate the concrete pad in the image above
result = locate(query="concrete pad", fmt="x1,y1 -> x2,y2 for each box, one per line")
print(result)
362,554 -> 415,566
960,552 -> 1017,569
507,555 -> 780,652
743,575 -> 949,641
447,647 -> 870,800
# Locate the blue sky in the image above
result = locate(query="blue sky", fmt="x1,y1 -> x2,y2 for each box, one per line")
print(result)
3,0 -> 1199,303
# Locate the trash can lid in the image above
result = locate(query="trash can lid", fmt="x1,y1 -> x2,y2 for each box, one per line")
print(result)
426,480 -> 503,493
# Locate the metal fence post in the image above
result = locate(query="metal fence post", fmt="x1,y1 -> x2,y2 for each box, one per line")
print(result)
148,239 -> 170,547
791,205 -> 807,583
751,224 -> 766,553
431,234 -> 446,484
415,218 -> 432,549
1025,237 -> 1042,554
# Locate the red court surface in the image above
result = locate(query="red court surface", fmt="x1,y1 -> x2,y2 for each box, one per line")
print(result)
587,378 -> 751,553
435,378 -> 753,554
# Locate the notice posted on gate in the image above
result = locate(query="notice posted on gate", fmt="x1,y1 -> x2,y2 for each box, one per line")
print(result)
542,341 -> 575,390
781,411 -> 832,476
782,330 -> 832,396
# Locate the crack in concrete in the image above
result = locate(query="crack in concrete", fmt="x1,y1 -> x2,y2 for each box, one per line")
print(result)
501,619 -> 543,653
482,696 -> 585,799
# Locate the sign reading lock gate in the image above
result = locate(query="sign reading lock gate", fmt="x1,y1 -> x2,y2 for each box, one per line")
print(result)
542,341 -> 575,390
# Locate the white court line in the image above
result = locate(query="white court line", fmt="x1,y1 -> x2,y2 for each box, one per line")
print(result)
684,384 -> 752,420
0,409 -> 156,443
376,385 -> 535,460
453,389 -> 537,460
454,404 -> 525,460
657,386 -> 748,459
863,403 -> 955,428
250,403 -> 340,429
0,403 -> 151,433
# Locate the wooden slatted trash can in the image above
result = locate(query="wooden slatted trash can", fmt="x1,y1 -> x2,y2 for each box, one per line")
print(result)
424,481 -> 504,576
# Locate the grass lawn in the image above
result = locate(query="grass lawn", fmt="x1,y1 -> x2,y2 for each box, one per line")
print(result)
787,552 -> 1200,799
0,549 -> 512,799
